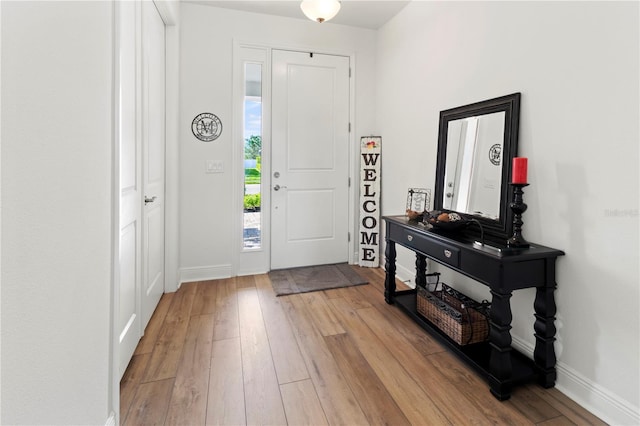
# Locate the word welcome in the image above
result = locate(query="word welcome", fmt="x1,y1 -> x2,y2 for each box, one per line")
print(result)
359,137 -> 381,267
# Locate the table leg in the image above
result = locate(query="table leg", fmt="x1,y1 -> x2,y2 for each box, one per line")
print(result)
534,279 -> 558,387
415,253 -> 427,288
489,289 -> 513,400
384,240 -> 396,304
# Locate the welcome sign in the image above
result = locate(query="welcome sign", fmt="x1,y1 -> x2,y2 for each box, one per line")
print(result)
359,136 -> 382,267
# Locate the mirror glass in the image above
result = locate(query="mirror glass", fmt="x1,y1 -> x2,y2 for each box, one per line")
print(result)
434,93 -> 521,243
443,111 -> 505,219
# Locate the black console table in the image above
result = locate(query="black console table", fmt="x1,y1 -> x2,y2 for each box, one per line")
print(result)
383,215 -> 564,400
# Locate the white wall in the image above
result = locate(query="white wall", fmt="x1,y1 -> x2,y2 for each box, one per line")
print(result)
1,2 -> 114,424
178,3 -> 377,279
0,3 -> 3,420
376,2 -> 639,424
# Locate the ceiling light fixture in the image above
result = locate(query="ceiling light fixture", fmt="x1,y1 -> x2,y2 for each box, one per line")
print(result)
300,0 -> 341,23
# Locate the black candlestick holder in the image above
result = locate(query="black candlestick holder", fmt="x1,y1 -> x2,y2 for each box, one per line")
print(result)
507,183 -> 530,248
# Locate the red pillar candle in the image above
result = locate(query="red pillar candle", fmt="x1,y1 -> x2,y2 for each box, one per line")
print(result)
512,157 -> 528,184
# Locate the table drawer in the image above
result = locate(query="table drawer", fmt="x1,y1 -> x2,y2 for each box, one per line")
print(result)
391,226 -> 460,268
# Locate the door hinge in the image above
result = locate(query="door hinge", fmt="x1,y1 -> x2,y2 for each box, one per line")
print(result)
348,232 -> 351,242
348,122 -> 351,132
348,177 -> 351,187
349,67 -> 352,78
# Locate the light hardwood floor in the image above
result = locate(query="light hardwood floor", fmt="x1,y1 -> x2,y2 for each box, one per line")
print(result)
120,266 -> 606,426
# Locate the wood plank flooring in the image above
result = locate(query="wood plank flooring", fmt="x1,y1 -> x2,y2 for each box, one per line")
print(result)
121,266 -> 606,426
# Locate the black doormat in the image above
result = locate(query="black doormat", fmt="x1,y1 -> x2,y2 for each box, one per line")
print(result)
268,263 -> 368,296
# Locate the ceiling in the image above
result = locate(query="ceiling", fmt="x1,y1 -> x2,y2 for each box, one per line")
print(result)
185,0 -> 411,29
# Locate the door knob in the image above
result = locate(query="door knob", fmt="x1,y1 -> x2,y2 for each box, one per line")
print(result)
446,192 -> 453,198
274,185 -> 287,191
145,196 -> 157,204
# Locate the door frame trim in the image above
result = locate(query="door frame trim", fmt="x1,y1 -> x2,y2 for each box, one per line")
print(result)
110,2 -> 121,422
231,39 -> 357,276
163,7 -> 180,294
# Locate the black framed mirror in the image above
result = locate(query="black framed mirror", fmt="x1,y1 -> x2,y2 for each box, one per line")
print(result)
434,93 -> 521,243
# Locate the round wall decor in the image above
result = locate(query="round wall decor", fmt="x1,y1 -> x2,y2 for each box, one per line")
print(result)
488,143 -> 502,166
192,112 -> 222,142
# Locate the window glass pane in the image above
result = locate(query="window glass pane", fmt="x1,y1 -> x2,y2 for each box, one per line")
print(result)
243,63 -> 262,249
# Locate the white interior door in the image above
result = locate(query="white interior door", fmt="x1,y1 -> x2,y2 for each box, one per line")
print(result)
271,50 -> 350,269
141,1 -> 165,328
118,0 -> 141,379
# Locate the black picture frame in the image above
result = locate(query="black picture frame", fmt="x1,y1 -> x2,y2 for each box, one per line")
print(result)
434,93 -> 521,243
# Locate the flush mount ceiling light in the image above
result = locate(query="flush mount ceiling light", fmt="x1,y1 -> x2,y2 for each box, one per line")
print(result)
300,0 -> 341,23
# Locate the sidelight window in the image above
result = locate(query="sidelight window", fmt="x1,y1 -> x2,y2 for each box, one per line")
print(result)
243,63 -> 262,249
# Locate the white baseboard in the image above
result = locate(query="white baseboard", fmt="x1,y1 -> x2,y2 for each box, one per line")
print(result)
237,267 -> 269,277
105,412 -> 116,426
511,336 -> 639,425
555,360 -> 639,425
179,264 -> 232,284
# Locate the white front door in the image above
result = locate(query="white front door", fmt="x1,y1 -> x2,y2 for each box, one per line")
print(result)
271,50 -> 350,269
141,0 -> 165,328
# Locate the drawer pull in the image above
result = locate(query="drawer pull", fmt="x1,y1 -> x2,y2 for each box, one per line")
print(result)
407,235 -> 413,242
444,249 -> 452,258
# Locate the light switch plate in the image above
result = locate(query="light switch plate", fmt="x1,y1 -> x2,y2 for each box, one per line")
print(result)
206,160 -> 224,173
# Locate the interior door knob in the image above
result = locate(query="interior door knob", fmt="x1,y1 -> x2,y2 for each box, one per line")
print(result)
145,196 -> 157,204
274,184 -> 287,191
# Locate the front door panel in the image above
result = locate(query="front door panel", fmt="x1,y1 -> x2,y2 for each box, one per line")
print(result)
141,0 -> 165,328
271,50 -> 350,269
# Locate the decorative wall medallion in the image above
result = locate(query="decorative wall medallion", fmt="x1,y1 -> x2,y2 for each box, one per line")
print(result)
192,113 -> 222,142
489,143 -> 502,165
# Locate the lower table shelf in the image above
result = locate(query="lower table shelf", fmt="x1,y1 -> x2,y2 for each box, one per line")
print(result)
394,291 -> 538,391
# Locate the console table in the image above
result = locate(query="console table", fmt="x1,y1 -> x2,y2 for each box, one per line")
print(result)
383,215 -> 564,400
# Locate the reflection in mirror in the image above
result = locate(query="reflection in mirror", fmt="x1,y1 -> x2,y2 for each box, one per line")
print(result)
434,93 -> 521,243
443,112 -> 505,219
